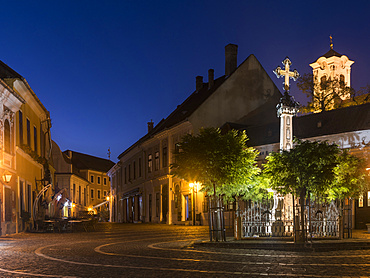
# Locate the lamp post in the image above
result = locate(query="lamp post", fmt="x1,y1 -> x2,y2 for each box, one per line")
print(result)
189,182 -> 201,226
189,183 -> 195,225
1,171 -> 12,236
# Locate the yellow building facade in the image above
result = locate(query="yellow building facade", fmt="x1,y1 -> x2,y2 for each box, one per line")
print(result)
0,61 -> 52,235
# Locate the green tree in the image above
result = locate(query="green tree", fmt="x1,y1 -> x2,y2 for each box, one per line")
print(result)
329,150 -> 369,200
263,139 -> 367,242
171,127 -> 260,200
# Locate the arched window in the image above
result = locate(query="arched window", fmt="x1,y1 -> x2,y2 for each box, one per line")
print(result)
286,128 -> 290,140
4,119 -> 11,153
286,117 -> 290,126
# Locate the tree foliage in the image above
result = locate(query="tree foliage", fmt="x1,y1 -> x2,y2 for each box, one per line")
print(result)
170,128 -> 261,200
263,138 -> 368,200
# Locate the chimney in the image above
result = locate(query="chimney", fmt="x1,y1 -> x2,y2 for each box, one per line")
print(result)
196,76 -> 203,91
208,69 -> 214,89
147,120 -> 154,133
225,44 -> 238,76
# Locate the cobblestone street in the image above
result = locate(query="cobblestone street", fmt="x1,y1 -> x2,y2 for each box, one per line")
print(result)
0,223 -> 369,277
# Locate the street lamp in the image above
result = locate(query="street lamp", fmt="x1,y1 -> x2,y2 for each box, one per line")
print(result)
189,182 -> 201,226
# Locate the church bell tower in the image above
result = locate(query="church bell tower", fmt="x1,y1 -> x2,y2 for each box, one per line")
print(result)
309,36 -> 354,102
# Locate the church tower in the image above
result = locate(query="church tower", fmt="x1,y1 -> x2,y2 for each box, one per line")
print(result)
309,37 -> 354,105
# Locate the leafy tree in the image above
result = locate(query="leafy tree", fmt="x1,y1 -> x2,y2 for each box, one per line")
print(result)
329,150 -> 369,200
297,73 -> 353,113
263,139 -> 367,242
170,127 -> 260,200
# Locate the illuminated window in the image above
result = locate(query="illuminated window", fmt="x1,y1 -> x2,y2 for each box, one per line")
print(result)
286,128 -> 290,140
368,191 -> 370,207
359,195 -> 363,207
286,117 -> 290,126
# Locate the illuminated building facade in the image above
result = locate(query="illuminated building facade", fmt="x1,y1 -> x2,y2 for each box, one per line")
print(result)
0,60 -> 52,235
108,44 -> 282,225
51,143 -> 114,219
110,43 -> 369,229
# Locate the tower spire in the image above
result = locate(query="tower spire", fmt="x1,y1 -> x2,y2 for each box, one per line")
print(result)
330,35 -> 333,50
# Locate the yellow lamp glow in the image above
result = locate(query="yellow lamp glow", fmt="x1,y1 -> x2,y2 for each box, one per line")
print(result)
2,172 -> 12,183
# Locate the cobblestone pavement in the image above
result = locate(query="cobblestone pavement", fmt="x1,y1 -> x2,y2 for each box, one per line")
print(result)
0,223 -> 369,278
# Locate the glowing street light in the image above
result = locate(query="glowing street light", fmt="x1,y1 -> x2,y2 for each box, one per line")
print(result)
189,182 -> 201,226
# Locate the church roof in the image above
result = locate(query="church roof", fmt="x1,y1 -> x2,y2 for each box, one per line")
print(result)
294,102 -> 370,139
321,48 -> 342,59
238,103 -> 370,147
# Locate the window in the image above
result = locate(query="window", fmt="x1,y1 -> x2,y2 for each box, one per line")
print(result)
286,128 -> 290,140
91,189 -> 94,199
359,195 -> 364,207
19,111 -> 23,145
133,161 -> 136,179
97,176 -> 101,184
368,191 -> 370,207
128,164 -> 131,181
148,154 -> 152,173
27,119 -> 31,146
103,177 -> 107,185
155,151 -> 160,171
156,192 -> 160,217
33,126 -> 38,153
286,117 -> 290,126
78,186 -> 81,204
90,175 -> 94,183
97,190 -> 101,199
162,147 -> 168,167
4,120 -> 11,153
73,184 -> 76,202
104,191 -> 107,197
124,167 -> 127,184
138,158 -> 142,177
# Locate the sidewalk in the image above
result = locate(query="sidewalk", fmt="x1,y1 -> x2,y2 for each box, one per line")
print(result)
194,229 -> 370,252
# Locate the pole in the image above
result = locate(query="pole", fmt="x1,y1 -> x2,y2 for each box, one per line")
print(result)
192,188 -> 195,226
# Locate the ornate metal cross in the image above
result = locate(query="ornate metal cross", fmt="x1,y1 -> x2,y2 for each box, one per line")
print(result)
273,57 -> 300,92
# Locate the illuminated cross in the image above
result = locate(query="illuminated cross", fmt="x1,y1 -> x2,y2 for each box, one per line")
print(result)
273,57 -> 300,92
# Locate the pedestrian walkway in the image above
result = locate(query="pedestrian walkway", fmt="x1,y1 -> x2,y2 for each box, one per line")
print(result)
194,229 -> 370,252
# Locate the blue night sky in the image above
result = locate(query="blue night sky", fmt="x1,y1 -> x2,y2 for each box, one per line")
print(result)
1,1 -> 369,162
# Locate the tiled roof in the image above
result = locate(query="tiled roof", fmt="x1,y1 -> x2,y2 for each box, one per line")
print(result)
118,75 -> 226,159
321,49 -> 342,59
64,150 -> 115,172
237,103 -> 370,147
